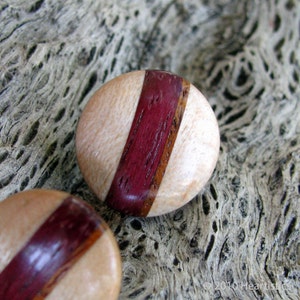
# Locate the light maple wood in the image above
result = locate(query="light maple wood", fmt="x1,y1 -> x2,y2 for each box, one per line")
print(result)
76,71 -> 220,216
149,84 -> 220,216
0,189 -> 67,272
0,190 -> 122,300
48,230 -> 122,300
76,71 -> 145,201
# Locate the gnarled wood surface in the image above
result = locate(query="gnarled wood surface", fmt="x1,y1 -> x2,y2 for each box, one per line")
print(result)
0,0 -> 299,299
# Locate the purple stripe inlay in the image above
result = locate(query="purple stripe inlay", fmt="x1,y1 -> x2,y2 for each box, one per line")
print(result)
0,196 -> 104,300
105,70 -> 185,216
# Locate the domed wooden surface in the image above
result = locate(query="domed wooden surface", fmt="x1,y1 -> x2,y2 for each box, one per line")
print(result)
0,190 -> 122,300
76,70 -> 219,217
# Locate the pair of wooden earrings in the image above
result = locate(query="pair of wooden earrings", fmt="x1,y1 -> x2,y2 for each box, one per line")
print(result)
0,70 -> 220,299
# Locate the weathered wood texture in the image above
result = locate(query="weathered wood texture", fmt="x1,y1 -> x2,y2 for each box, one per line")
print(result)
0,0 -> 299,299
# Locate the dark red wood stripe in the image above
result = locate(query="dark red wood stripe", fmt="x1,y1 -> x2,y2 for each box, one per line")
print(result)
0,196 -> 105,300
105,70 -> 190,216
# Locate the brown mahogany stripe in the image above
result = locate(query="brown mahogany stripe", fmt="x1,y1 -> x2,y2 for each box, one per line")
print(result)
105,70 -> 190,216
0,196 -> 105,300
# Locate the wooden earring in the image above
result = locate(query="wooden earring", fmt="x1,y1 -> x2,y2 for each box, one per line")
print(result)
76,70 -> 220,217
0,189 -> 122,300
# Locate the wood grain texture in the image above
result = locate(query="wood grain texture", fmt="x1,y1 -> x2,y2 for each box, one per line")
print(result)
76,71 -> 145,201
149,83 -> 220,217
0,196 -> 104,300
0,190 -> 122,300
105,70 -> 189,217
0,0 -> 299,299
77,69 -> 219,217
0,190 -> 68,272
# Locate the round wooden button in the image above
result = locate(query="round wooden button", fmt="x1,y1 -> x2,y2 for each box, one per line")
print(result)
0,189 -> 122,300
76,70 -> 220,217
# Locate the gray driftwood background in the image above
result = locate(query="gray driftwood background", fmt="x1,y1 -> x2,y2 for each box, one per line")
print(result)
1,0 -> 299,299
